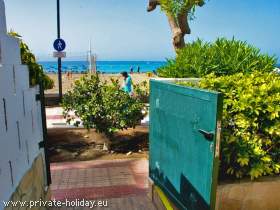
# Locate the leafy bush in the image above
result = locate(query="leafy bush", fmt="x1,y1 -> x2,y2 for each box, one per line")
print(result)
159,38 -> 277,78
62,74 -> 145,136
180,72 -> 280,179
133,81 -> 149,103
159,0 -> 204,19
9,32 -> 54,89
104,78 -> 149,103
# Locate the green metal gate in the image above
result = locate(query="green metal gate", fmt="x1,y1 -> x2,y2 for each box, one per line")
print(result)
149,79 -> 223,210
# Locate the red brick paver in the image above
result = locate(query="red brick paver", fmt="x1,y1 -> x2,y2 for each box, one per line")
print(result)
50,159 -> 155,210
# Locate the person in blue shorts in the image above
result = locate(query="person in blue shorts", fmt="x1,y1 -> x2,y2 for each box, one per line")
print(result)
121,71 -> 133,95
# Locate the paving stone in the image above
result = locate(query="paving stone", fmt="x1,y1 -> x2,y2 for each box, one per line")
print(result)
49,159 -> 156,210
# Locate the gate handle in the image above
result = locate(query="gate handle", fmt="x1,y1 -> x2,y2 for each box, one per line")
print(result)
198,129 -> 214,141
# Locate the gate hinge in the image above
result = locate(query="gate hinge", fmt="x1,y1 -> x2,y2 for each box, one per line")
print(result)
36,94 -> 41,101
38,141 -> 45,148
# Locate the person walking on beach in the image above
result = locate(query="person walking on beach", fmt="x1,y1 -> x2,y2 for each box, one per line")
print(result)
66,71 -> 70,80
130,66 -> 134,74
121,71 -> 133,96
137,66 -> 140,73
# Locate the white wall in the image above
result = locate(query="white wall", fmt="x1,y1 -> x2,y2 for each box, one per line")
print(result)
0,1 -> 45,209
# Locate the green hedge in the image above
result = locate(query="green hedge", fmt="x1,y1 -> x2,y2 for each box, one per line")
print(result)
159,38 -> 277,78
133,81 -> 149,103
9,32 -> 54,89
179,72 -> 280,179
62,74 -> 145,136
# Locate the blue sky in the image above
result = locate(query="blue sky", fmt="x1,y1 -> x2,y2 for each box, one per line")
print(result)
4,0 -> 280,62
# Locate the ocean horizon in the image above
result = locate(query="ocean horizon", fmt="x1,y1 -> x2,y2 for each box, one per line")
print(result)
39,60 -> 167,74
39,61 -> 280,74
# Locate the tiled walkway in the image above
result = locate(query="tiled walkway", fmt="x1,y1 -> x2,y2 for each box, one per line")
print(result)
50,159 -> 156,210
46,107 -> 149,129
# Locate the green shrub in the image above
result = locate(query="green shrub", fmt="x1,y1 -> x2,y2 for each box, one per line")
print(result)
133,81 -> 149,103
62,74 -> 145,136
179,72 -> 280,179
9,32 -> 54,89
159,38 -> 277,78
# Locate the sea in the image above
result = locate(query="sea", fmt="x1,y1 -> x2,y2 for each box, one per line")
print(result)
39,61 -> 166,74
39,61 -> 280,74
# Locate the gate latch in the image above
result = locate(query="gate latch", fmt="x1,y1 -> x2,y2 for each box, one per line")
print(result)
198,129 -> 214,141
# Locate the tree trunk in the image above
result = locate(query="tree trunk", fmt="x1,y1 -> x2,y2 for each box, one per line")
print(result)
147,0 -> 190,51
147,0 -> 160,12
147,0 -> 205,51
178,12 -> 191,35
167,14 -> 186,50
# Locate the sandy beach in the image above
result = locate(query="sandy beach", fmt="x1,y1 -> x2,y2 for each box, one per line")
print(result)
45,73 -> 155,94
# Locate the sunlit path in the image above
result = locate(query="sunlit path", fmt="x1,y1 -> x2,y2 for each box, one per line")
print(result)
49,159 -> 156,210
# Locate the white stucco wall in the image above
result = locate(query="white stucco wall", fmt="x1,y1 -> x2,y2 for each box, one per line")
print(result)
0,0 -> 7,35
0,1 -> 45,209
